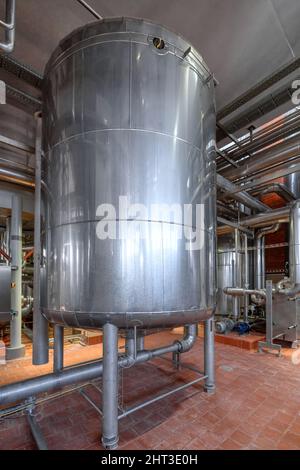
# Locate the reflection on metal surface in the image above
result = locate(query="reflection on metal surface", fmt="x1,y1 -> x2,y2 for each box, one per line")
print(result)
42,18 -> 216,329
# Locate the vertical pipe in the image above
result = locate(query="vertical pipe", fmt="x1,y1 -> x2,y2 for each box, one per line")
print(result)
232,229 -> 239,320
136,334 -> 145,351
265,280 -> 273,344
53,325 -> 64,372
5,216 -> 11,260
101,323 -> 119,449
33,113 -> 49,365
244,234 -> 249,322
204,318 -> 215,394
125,330 -> 135,358
255,236 -> 265,289
6,194 -> 25,359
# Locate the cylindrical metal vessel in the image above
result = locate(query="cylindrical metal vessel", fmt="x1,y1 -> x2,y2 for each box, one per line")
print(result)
217,234 -> 253,316
289,201 -> 300,285
42,17 -> 216,329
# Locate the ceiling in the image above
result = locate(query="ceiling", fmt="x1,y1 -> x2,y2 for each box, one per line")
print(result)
1,0 -> 300,145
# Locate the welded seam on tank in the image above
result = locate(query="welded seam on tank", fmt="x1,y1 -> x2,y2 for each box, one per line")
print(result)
43,128 -> 207,157
47,35 -> 209,82
46,219 -> 214,234
48,24 -> 206,69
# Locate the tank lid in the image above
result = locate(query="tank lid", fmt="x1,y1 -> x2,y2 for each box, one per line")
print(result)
45,16 -> 211,80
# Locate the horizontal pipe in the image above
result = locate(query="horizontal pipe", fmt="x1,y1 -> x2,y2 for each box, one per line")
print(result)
223,287 -> 266,298
0,167 -> 35,188
217,174 -> 269,212
0,134 -> 35,154
221,111 -> 300,167
0,326 -> 197,406
239,207 -> 290,227
259,183 -> 296,202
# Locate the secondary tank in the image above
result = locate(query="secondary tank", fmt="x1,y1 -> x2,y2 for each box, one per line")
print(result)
42,17 -> 216,329
217,233 -> 253,316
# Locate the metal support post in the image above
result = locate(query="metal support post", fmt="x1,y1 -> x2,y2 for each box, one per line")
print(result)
258,280 -> 281,356
101,323 -> 119,449
204,318 -> 215,394
33,113 -> 49,365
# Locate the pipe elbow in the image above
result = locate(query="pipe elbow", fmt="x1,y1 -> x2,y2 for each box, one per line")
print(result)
176,324 -> 197,353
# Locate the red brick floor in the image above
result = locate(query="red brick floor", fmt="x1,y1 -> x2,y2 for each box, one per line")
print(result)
0,331 -> 300,450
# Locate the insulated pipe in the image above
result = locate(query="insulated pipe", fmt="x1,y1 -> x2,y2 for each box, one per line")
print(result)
6,194 -> 25,360
53,325 -> 64,373
101,323 -> 119,450
0,325 -> 198,406
217,174 -> 269,212
32,114 -> 49,365
0,0 -> 16,53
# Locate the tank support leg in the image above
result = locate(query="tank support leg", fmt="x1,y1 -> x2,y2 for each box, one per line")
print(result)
172,351 -> 180,370
204,317 -> 215,394
53,325 -> 64,372
101,323 -> 119,449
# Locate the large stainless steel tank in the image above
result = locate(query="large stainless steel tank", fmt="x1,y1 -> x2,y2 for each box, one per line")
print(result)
42,17 -> 216,329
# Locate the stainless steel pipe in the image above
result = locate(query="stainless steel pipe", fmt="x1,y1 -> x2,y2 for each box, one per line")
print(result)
101,324 -> 119,450
217,174 -> 269,212
33,114 -> 49,365
204,319 -> 215,394
0,325 -> 199,406
0,168 -> 35,188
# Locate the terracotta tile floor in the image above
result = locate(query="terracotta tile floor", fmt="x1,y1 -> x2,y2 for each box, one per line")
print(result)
0,331 -> 300,450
